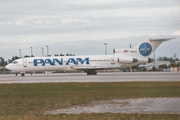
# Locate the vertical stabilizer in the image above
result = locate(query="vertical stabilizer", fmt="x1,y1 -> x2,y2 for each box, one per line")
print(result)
134,37 -> 175,57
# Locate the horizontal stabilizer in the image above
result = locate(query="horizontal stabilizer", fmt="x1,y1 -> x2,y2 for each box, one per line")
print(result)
149,38 -> 175,42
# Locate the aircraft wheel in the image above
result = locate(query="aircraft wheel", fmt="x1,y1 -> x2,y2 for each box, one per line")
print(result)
21,73 -> 25,76
87,71 -> 91,75
92,72 -> 97,75
87,71 -> 97,75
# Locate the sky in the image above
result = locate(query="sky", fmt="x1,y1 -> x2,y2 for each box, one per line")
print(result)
0,0 -> 180,60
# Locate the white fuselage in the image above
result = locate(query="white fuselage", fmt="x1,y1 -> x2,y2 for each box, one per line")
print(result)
5,54 -> 148,73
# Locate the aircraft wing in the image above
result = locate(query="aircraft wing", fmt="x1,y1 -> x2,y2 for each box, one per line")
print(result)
139,63 -> 168,68
73,65 -> 121,70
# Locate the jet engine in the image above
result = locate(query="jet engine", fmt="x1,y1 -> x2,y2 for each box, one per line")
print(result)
113,49 -> 128,53
118,58 -> 138,64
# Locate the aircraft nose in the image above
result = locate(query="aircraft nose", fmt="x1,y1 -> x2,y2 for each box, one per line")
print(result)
5,65 -> 10,70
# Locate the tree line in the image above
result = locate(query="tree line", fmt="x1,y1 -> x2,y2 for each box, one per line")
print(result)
157,56 -> 179,61
0,56 -> 20,66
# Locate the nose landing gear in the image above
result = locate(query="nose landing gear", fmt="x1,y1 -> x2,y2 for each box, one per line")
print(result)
15,72 -> 25,76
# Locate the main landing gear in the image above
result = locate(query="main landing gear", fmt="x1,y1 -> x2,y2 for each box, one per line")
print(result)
86,70 -> 97,75
21,73 -> 25,76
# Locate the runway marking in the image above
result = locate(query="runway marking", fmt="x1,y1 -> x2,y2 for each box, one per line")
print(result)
0,79 -> 20,82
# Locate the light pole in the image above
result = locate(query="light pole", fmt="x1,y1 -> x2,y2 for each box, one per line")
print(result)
30,47 -> 33,57
42,48 -> 44,57
103,43 -> 107,55
154,51 -> 155,64
19,49 -> 21,58
46,45 -> 49,56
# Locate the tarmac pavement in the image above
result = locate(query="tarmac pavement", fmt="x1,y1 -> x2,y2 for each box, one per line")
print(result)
0,72 -> 180,84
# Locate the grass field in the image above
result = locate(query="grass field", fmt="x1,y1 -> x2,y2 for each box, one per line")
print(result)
0,82 -> 180,120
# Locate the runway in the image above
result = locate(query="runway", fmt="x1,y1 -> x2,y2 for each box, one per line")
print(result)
0,72 -> 180,84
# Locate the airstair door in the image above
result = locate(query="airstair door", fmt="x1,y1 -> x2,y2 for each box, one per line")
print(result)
111,57 -> 115,64
23,59 -> 27,67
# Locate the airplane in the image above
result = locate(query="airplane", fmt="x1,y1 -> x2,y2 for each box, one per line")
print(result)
5,37 -> 174,76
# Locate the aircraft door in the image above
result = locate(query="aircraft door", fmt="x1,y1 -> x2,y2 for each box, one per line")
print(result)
111,57 -> 115,64
23,59 -> 27,67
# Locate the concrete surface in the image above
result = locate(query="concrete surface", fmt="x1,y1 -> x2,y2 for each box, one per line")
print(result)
44,98 -> 180,114
0,72 -> 180,84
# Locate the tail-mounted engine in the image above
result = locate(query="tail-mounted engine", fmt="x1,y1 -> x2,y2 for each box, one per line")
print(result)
118,58 -> 138,64
113,49 -> 129,54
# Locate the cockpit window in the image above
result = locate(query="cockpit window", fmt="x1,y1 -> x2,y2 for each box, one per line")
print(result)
12,61 -> 18,64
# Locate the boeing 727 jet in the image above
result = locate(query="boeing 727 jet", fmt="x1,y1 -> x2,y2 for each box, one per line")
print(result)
5,37 -> 174,76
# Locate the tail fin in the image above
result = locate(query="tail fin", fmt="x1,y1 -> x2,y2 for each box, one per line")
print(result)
134,37 -> 175,57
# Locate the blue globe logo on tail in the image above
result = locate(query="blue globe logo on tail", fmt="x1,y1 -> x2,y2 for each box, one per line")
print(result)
139,42 -> 152,56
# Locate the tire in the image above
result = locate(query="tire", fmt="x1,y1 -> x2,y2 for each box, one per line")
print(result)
87,71 -> 91,75
21,73 -> 25,76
